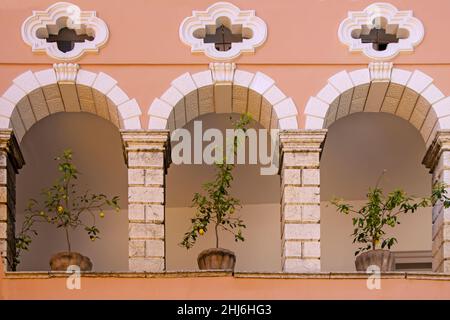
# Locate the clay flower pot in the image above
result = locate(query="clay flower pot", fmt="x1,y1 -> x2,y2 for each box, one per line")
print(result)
355,249 -> 395,272
197,248 -> 236,271
49,252 -> 93,271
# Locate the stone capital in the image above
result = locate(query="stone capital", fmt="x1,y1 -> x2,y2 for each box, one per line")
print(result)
279,129 -> 327,154
0,129 -> 24,172
120,130 -> 171,168
423,130 -> 450,172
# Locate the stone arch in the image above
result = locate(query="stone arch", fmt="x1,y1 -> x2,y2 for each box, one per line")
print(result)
303,66 -> 450,273
304,66 -> 450,148
147,68 -> 299,131
0,67 -> 142,142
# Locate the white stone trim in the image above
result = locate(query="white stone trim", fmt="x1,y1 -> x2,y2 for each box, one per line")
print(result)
76,69 -> 97,86
369,61 -> 393,82
407,70 -> 433,94
264,85 -> 287,106
304,67 -> 450,147
317,84 -> 340,105
250,72 -> 276,95
349,69 -> 371,86
34,69 -> 57,86
0,68 -> 142,137
160,87 -> 184,107
53,62 -> 79,83
233,70 -> 254,87
171,73 -> 197,96
192,71 -> 214,88
209,62 -> 236,83
179,2 -> 267,60
338,2 -> 424,60
21,2 -> 109,61
12,71 -> 41,94
328,71 -> 354,93
92,72 -> 117,95
391,68 -> 412,85
148,68 -> 299,130
422,85 -> 445,105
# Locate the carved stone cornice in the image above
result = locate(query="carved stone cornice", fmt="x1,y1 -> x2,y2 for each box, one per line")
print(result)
120,130 -> 171,168
279,129 -> 327,154
0,129 -> 25,172
423,130 -> 450,173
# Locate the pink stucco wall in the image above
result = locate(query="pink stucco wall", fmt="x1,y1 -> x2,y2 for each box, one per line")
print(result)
2,0 -> 450,127
2,0 -> 450,299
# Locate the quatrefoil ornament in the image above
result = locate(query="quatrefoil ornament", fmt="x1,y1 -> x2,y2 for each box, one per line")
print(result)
179,2 -> 267,61
22,2 -> 109,61
338,3 -> 424,60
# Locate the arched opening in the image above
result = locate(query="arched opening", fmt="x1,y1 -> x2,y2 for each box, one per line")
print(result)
165,113 -> 281,272
303,68 -> 450,272
321,112 -> 432,272
15,112 -> 128,271
0,68 -> 139,271
143,68 -> 300,272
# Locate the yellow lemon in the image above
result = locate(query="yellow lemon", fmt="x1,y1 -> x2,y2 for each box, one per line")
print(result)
39,211 -> 45,216
57,206 -> 64,214
199,228 -> 205,235
99,212 -> 105,218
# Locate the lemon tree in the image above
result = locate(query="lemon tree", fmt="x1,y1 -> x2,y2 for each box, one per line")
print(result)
13,149 -> 119,269
180,114 -> 251,249
331,177 -> 450,256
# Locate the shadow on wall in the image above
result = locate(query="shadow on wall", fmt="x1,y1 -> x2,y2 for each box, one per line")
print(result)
15,112 -> 128,271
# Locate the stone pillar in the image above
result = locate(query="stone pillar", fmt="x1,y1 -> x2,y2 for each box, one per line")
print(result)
423,130 -> 450,273
121,130 -> 170,272
279,130 -> 327,272
0,129 -> 24,271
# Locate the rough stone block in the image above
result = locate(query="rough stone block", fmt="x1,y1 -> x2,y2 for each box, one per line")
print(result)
145,205 -> 164,223
145,169 -> 164,186
145,239 -> 165,257
129,240 -> 145,257
128,169 -> 145,185
129,223 -> 164,239
283,258 -> 320,273
284,186 -> 319,204
302,169 -> 320,186
302,241 -> 320,258
284,223 -> 320,240
284,241 -> 301,257
128,151 -> 164,168
283,152 -> 319,168
301,205 -> 320,222
129,186 -> 164,203
129,257 -> 164,272
282,169 -> 301,185
283,205 -> 302,222
129,204 -> 145,221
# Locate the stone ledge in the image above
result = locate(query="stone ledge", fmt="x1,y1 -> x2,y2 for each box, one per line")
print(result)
4,270 -> 450,281
4,270 -> 233,279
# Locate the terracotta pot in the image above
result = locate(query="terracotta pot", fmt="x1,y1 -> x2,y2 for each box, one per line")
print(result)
49,252 -> 93,271
197,248 -> 236,271
355,249 -> 395,272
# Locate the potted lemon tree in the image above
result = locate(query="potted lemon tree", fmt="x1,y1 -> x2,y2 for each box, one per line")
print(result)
180,114 -> 251,271
14,149 -> 120,271
331,173 -> 450,272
